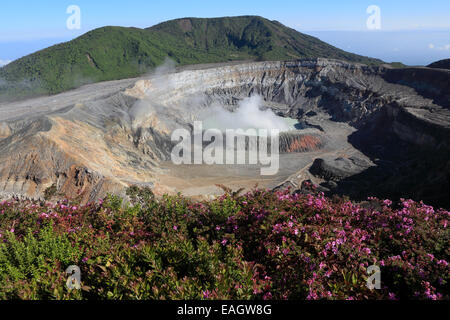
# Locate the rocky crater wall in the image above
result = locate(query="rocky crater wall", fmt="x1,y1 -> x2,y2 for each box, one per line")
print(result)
0,59 -> 448,206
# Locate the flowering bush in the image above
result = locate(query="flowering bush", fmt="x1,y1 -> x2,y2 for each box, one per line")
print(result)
0,188 -> 448,300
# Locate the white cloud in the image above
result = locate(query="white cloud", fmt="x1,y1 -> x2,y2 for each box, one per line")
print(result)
0,59 -> 12,67
428,43 -> 450,50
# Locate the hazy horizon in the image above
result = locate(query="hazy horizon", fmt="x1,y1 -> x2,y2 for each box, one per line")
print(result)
1,0 -> 449,66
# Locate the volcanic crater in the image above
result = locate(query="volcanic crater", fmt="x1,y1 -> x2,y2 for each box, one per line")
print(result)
0,59 -> 449,207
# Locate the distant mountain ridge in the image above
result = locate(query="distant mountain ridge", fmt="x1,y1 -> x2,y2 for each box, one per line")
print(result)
0,15 -> 383,102
428,59 -> 450,70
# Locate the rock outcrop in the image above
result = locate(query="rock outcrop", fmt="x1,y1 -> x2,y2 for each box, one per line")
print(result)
309,157 -> 371,182
428,59 -> 450,70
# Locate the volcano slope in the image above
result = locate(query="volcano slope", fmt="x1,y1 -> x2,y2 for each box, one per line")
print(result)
0,59 -> 449,207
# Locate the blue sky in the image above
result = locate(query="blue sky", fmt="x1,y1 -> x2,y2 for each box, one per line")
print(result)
0,0 -> 449,66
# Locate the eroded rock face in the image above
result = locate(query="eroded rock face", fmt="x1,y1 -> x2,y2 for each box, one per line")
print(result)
0,59 -> 448,206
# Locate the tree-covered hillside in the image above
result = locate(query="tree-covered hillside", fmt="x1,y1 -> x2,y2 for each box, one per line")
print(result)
0,16 -> 383,102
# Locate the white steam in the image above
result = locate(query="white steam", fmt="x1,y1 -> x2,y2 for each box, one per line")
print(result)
129,58 -> 297,134
129,58 -> 178,125
202,95 -> 295,132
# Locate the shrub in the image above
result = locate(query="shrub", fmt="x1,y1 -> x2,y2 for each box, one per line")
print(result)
0,188 -> 448,300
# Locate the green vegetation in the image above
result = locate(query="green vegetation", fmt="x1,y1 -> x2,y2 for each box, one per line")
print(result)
0,16 -> 383,102
43,184 -> 58,200
0,186 -> 448,300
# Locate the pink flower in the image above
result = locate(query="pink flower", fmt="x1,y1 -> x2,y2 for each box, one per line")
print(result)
437,260 -> 448,267
263,292 -> 272,300
221,239 -> 228,246
202,290 -> 211,299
